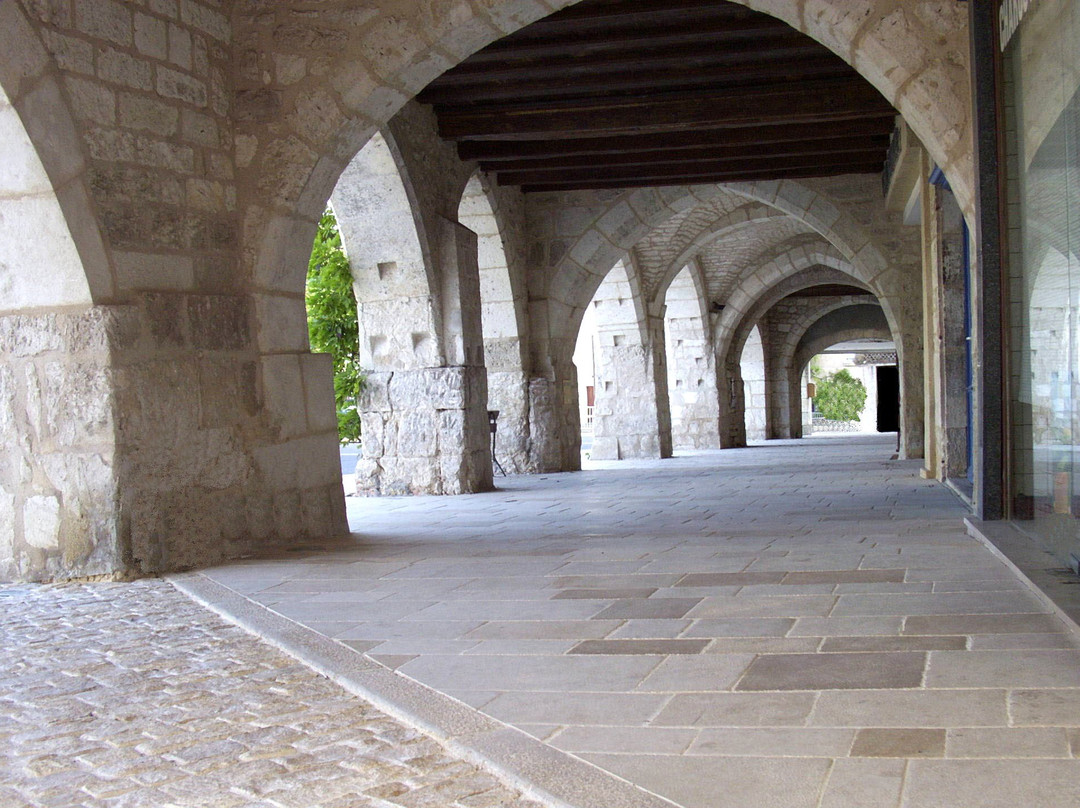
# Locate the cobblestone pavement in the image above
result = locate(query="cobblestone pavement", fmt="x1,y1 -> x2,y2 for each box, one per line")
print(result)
206,435 -> 1080,808
0,580 -> 545,808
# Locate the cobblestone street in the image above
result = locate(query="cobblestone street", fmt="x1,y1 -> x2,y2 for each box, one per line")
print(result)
0,580 -> 543,808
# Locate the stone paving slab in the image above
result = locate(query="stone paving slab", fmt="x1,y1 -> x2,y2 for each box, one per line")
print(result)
0,580 -> 552,808
182,435 -> 1080,807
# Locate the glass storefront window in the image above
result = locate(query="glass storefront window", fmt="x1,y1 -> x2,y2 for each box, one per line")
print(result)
1006,0 -> 1080,565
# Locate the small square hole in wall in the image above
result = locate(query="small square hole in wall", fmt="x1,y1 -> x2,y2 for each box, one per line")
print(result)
612,335 -> 624,347
370,335 -> 389,359
697,378 -> 704,387
676,379 -> 684,388
677,339 -> 684,347
604,381 -> 613,391
377,261 -> 397,279
411,332 -> 432,355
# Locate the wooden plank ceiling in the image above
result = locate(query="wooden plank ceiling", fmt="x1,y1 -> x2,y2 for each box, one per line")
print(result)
417,0 -> 896,193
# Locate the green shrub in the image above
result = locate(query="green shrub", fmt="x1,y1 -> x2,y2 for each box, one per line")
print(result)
814,368 -> 867,422
306,209 -> 364,444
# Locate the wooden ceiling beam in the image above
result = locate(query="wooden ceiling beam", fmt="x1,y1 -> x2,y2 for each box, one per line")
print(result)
478,137 -> 891,173
437,81 -> 894,140
519,163 -> 886,193
496,154 -> 885,186
419,56 -> 852,106
467,16 -> 794,63
455,118 -> 897,162
427,38 -> 815,83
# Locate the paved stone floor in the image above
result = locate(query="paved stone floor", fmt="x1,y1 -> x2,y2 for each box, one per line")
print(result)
0,580 -> 544,808
201,435 -> 1080,808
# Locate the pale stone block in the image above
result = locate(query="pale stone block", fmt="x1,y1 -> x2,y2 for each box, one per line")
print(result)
250,213 -> 316,296
114,251 -> 194,291
0,102 -> 56,195
252,293 -> 308,354
0,195 -> 94,312
134,12 -> 168,59
180,0 -> 230,42
156,67 -> 207,107
63,76 -> 116,126
261,354 -> 307,439
75,0 -> 132,47
300,353 -> 337,433
118,92 -> 179,136
168,23 -> 192,69
24,494 -> 60,549
0,4 -> 50,99
96,46 -> 154,90
16,78 -> 86,185
0,490 -> 14,562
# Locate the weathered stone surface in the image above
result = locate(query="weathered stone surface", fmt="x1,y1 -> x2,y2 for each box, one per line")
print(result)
0,580 -> 545,808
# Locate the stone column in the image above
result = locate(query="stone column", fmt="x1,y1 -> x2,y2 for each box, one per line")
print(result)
590,297 -> 672,461
0,308 -> 120,581
667,312 -> 721,449
356,218 -> 493,495
717,357 -> 747,449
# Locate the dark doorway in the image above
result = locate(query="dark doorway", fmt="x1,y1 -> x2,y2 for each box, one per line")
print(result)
877,365 -> 900,432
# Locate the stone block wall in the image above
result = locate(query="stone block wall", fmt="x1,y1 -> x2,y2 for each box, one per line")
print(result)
0,309 -> 119,581
357,366 -> 491,495
115,292 -> 347,576
589,263 -> 671,461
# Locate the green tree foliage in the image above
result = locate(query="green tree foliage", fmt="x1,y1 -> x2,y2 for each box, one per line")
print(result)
306,209 -> 364,444
814,368 -> 868,422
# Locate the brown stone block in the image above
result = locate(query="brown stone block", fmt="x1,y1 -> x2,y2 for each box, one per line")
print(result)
783,569 -> 905,585
736,652 -> 927,691
568,639 -> 709,656
677,571 -> 785,587
851,728 -> 945,758
188,295 -> 250,350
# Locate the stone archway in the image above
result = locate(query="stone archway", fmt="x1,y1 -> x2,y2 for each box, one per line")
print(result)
741,325 -> 768,442
332,130 -> 492,495
458,171 -> 533,474
586,258 -> 671,461
0,17 -> 122,580
774,295 -> 886,438
664,263 -> 720,450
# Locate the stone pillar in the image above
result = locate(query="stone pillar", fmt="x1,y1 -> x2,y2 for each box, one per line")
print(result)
0,308 -> 120,581
667,313 -> 721,449
736,325 -> 770,441
590,300 -> 671,461
355,218 -> 492,495
920,159 -> 945,478
718,357 -> 747,449
2,292 -> 351,582
941,199 -> 970,480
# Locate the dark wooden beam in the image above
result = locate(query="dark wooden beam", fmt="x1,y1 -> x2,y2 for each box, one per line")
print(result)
478,137 -> 890,173
467,15 -> 794,63
437,81 -> 894,140
456,118 -> 897,162
519,163 -> 884,193
499,154 -> 885,187
419,56 -> 852,106
428,38 -> 817,84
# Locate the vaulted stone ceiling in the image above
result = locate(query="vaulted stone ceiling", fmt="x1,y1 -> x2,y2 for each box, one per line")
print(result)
418,0 -> 895,191
630,192 -> 830,308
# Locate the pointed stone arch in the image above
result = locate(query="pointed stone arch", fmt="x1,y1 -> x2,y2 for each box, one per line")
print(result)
458,170 -> 533,473
664,262 -> 720,449
587,257 -> 671,460
0,3 -> 113,307
239,0 -> 972,317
